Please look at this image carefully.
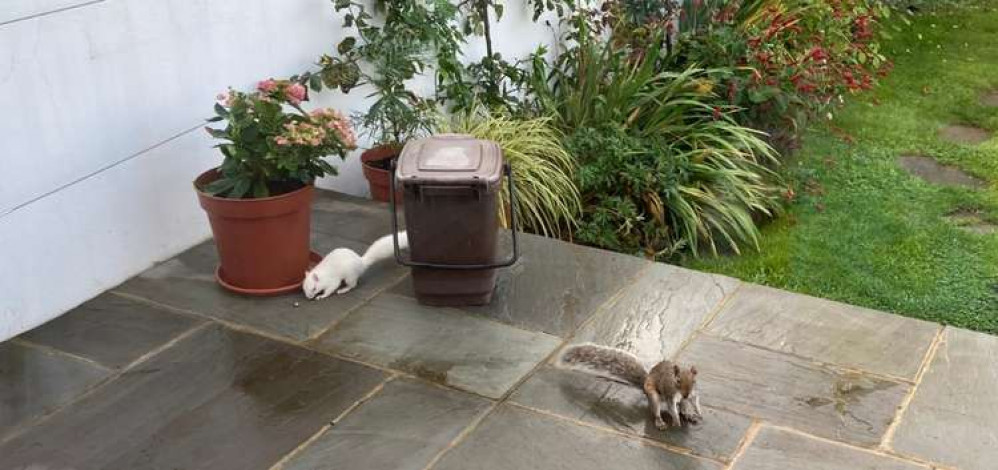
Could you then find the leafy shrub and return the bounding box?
[674,0,893,142]
[444,110,581,237]
[528,24,780,256]
[203,80,357,198]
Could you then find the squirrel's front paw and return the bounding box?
[682,412,702,425]
[654,417,669,430]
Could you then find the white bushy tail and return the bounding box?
[362,231,408,268]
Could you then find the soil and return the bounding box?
[938,124,992,145]
[980,90,998,107]
[897,155,986,189]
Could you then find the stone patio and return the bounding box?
[2,190,995,470]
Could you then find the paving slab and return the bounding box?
[892,327,998,470]
[510,366,752,461]
[19,293,202,369]
[312,193,403,244]
[314,293,560,398]
[0,341,109,438]
[574,264,738,365]
[392,232,650,336]
[898,155,986,189]
[678,335,909,447]
[0,325,386,470]
[114,235,406,342]
[938,124,992,145]
[283,378,491,470]
[432,405,722,470]
[707,284,939,379]
[732,426,926,470]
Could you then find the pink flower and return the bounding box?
[216,93,227,101]
[275,137,289,146]
[286,83,307,104]
[257,79,278,93]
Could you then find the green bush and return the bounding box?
[527,23,780,256]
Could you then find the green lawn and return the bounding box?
[686,4,998,332]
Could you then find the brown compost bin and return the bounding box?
[390,134,519,306]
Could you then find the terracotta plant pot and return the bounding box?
[194,169,317,296]
[361,145,403,203]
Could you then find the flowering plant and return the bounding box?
[203,79,357,198]
[674,0,891,148]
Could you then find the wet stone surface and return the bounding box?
[0,325,386,470]
[313,293,561,398]
[284,379,491,470]
[510,366,752,461]
[938,124,992,145]
[892,328,998,470]
[573,263,739,365]
[707,285,939,379]
[732,427,926,470]
[114,235,406,342]
[432,405,723,470]
[0,341,110,437]
[678,335,909,447]
[392,231,650,337]
[897,155,986,189]
[19,293,202,369]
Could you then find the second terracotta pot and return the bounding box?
[361,145,403,203]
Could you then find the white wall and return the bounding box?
[0,0,561,340]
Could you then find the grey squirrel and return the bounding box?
[557,343,702,430]
[303,231,408,299]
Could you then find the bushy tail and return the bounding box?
[362,231,408,268]
[556,343,648,387]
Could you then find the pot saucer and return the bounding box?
[215,251,322,296]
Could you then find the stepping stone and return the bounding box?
[283,379,491,470]
[944,208,998,235]
[392,231,650,337]
[19,293,202,369]
[313,293,560,398]
[511,366,752,462]
[892,328,998,470]
[897,155,986,189]
[0,342,109,437]
[432,405,722,470]
[732,426,926,470]
[938,124,991,145]
[573,264,739,365]
[114,233,407,342]
[677,335,909,447]
[980,90,998,107]
[706,285,940,380]
[0,325,386,470]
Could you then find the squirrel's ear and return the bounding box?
[674,364,681,376]
[690,365,698,376]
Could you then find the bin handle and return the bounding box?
[389,161,520,270]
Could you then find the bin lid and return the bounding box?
[397,134,504,189]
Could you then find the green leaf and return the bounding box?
[338,37,357,55]
[344,13,354,27]
[206,116,224,122]
[252,181,269,198]
[309,73,323,91]
[214,103,229,117]
[231,178,251,199]
[203,177,236,196]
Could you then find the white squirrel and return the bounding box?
[303,231,408,300]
